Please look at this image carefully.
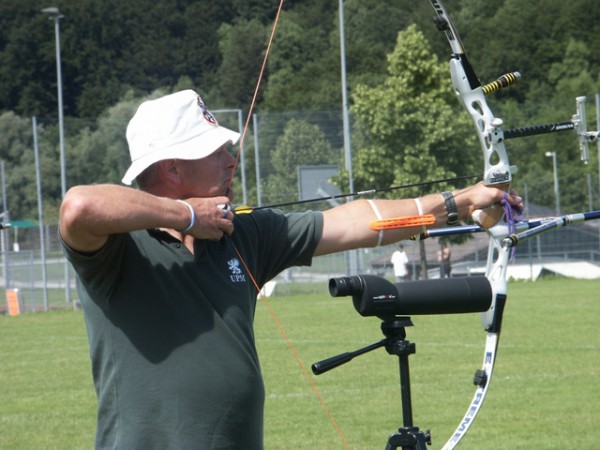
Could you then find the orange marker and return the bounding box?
[370,214,435,231]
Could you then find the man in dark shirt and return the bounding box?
[59,90,521,449]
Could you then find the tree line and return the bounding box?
[0,0,599,223]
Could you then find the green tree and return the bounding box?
[263,0,422,111]
[262,9,339,111]
[215,19,268,113]
[0,112,60,222]
[505,38,599,212]
[350,25,477,277]
[69,90,164,187]
[262,119,336,211]
[350,25,475,197]
[341,0,424,87]
[0,0,238,119]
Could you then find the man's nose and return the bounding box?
[225,149,236,168]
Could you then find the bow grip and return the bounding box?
[473,179,512,229]
[472,202,505,229]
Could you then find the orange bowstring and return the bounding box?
[232,247,351,450]
[225,1,351,448]
[228,1,283,192]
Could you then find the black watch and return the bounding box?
[441,191,459,225]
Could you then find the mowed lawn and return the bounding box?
[1,277,598,449]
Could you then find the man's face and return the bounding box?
[180,143,237,200]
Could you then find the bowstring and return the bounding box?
[229,2,283,180]
[232,247,351,450]
[226,2,351,447]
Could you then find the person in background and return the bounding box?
[438,241,452,278]
[391,243,410,282]
[59,89,522,449]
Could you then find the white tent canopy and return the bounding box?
[470,261,600,281]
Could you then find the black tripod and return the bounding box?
[312,316,431,450]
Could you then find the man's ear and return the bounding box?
[158,159,181,184]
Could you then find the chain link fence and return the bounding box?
[2,109,600,313]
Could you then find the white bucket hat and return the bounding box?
[122,90,240,185]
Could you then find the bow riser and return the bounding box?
[450,59,512,186]
[437,8,512,332]
[450,58,512,330]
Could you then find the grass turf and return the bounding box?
[1,277,598,449]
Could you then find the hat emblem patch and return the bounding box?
[197,96,218,126]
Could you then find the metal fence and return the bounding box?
[2,108,600,313]
[2,217,599,313]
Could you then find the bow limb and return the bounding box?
[430,1,514,448]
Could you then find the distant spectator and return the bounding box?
[391,244,409,282]
[437,242,452,278]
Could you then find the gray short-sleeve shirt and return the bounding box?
[63,209,323,449]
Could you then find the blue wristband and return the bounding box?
[176,200,196,233]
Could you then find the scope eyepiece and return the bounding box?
[328,276,364,298]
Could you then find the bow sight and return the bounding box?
[503,95,599,164]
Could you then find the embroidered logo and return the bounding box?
[227,258,246,283]
[196,95,218,126]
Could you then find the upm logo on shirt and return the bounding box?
[227,258,246,283]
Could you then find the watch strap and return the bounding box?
[441,191,459,225]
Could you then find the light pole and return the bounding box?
[338,0,354,196]
[42,7,70,302]
[545,151,560,216]
[339,0,359,275]
[41,7,66,198]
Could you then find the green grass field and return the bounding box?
[1,277,599,449]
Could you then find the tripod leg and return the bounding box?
[398,347,415,427]
[382,319,431,449]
